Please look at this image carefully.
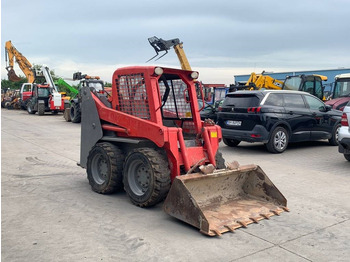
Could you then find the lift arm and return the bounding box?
[4,41,35,83]
[147,36,192,71]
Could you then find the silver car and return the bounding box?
[338,101,350,161]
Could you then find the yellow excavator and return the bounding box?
[4,40,36,83]
[244,71,284,90]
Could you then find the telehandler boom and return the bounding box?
[80,65,288,236]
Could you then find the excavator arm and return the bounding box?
[5,41,35,83]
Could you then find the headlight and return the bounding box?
[154,67,163,76]
[191,71,199,79]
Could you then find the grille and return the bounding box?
[116,74,150,119]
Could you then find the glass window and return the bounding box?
[304,95,324,110]
[334,79,350,98]
[283,77,302,91]
[283,94,306,108]
[223,94,260,107]
[301,81,314,94]
[264,93,283,106]
[37,88,49,97]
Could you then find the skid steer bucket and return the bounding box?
[163,164,288,236]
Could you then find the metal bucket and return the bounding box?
[163,164,288,236]
[7,69,21,82]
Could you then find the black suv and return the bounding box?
[217,90,342,153]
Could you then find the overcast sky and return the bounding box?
[2,0,350,85]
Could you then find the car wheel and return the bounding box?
[328,123,341,146]
[266,126,288,153]
[223,138,240,147]
[344,154,350,162]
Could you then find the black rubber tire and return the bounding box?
[38,103,45,116]
[215,150,226,169]
[223,138,241,147]
[329,123,341,146]
[70,103,81,123]
[27,101,36,114]
[266,126,289,153]
[123,148,171,207]
[87,142,124,194]
[344,154,350,161]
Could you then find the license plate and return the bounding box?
[226,120,242,126]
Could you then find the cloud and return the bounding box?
[2,0,350,85]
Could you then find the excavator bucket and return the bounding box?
[163,164,288,236]
[7,68,21,82]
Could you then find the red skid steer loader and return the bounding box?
[79,66,288,236]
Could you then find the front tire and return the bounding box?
[123,148,171,207]
[223,138,240,147]
[329,123,341,146]
[38,103,45,115]
[87,142,124,194]
[344,154,350,162]
[27,101,36,114]
[266,126,289,153]
[70,103,81,123]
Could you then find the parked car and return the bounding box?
[199,99,223,122]
[217,90,342,153]
[338,101,350,161]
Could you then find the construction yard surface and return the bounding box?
[1,108,350,262]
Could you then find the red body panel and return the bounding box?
[94,66,222,181]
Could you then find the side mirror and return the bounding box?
[320,105,332,112]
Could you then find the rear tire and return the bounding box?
[70,103,81,123]
[329,123,341,146]
[344,154,350,162]
[223,138,240,147]
[215,151,226,169]
[27,101,36,114]
[123,148,171,207]
[38,103,45,115]
[87,142,124,194]
[266,126,288,153]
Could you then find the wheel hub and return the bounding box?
[274,131,286,150]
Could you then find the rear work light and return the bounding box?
[341,113,349,126]
[247,107,261,113]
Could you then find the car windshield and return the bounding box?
[284,77,302,91]
[333,79,350,98]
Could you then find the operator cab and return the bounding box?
[283,74,326,100]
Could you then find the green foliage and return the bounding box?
[1,77,27,91]
[104,82,112,87]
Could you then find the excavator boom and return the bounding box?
[5,41,35,83]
